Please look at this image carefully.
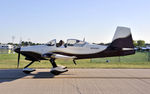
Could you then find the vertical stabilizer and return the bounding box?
[110,26,134,48]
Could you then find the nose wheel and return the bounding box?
[23,68,36,74]
[22,61,36,74]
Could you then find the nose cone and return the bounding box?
[14,48,20,53]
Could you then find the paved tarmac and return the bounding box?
[0,69,150,94]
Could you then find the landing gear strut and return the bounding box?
[50,58,68,75]
[50,58,57,68]
[23,61,36,74]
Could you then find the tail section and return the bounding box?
[107,26,135,56]
[111,26,134,48]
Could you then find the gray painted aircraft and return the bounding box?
[14,26,135,75]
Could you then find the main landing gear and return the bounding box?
[50,58,68,75]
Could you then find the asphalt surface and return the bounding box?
[0,69,150,94]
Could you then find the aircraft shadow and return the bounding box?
[0,69,60,83]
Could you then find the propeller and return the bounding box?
[14,39,22,68]
[14,47,21,68]
[17,48,21,68]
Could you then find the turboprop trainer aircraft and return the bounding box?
[14,26,135,75]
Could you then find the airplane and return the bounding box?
[14,26,135,75]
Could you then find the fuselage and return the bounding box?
[20,40,108,60]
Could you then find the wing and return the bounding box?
[42,53,76,59]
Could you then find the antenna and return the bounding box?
[83,37,85,42]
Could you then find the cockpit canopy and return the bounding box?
[46,39,87,47]
[67,39,86,47]
[46,39,56,46]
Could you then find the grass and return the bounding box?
[0,52,150,69]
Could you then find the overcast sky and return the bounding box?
[0,0,150,43]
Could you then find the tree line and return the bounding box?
[6,41,43,47]
[133,40,146,47]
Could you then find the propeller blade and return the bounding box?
[16,39,22,68]
[17,48,20,68]
[14,47,21,68]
